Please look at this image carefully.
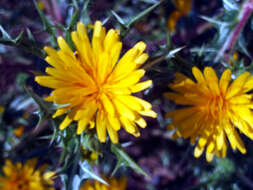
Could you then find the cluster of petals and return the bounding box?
[80,177,127,190]
[0,159,55,190]
[167,0,192,31]
[166,66,253,161]
[35,21,156,144]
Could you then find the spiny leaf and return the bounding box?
[166,46,185,59]
[73,175,81,190]
[111,10,126,26]
[24,86,54,130]
[0,25,12,40]
[238,34,251,58]
[13,30,24,43]
[26,28,36,42]
[49,119,59,146]
[119,0,164,38]
[72,0,79,9]
[66,7,79,49]
[24,86,53,115]
[80,161,109,185]
[223,0,239,11]
[127,0,163,28]
[32,0,57,47]
[142,46,185,70]
[0,26,45,58]
[111,144,150,178]
[34,110,46,130]
[80,0,91,24]
[200,15,229,27]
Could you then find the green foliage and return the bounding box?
[111,143,149,178]
[0,0,253,189]
[32,0,57,47]
[0,25,45,58]
[112,0,164,38]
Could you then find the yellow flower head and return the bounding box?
[230,52,239,66]
[166,66,253,162]
[13,125,25,137]
[38,0,46,10]
[0,159,55,190]
[35,21,157,144]
[167,0,192,32]
[173,0,192,16]
[80,177,127,190]
[81,145,99,162]
[167,11,182,32]
[0,105,4,114]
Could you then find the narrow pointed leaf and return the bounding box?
[111,144,150,178]
[111,11,126,26]
[0,25,12,40]
[80,161,109,185]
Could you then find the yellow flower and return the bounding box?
[80,177,127,190]
[0,105,4,114]
[35,21,156,144]
[38,0,46,10]
[81,145,99,162]
[13,125,25,137]
[173,0,192,16]
[229,52,239,66]
[165,66,253,162]
[167,0,192,32]
[167,11,182,32]
[0,159,55,190]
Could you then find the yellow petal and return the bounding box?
[216,130,225,151]
[226,72,250,99]
[136,117,147,128]
[35,76,62,88]
[59,115,73,130]
[194,146,204,158]
[120,117,137,134]
[206,152,214,162]
[192,66,205,84]
[52,107,70,118]
[96,111,107,143]
[77,118,89,134]
[57,36,74,57]
[219,69,231,94]
[101,94,115,116]
[107,125,119,144]
[206,141,215,153]
[130,80,152,93]
[104,29,119,52]
[139,110,157,118]
[134,53,149,67]
[113,98,136,120]
[203,67,219,95]
[108,115,121,131]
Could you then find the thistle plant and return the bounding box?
[0,0,252,190]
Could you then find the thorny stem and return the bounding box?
[142,55,166,70]
[43,0,63,36]
[215,0,253,63]
[0,39,46,58]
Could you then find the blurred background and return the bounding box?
[0,0,253,189]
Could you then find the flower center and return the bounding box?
[96,85,105,99]
[204,93,227,123]
[12,178,30,190]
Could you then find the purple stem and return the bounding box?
[43,0,63,35]
[51,0,62,24]
[215,0,253,62]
